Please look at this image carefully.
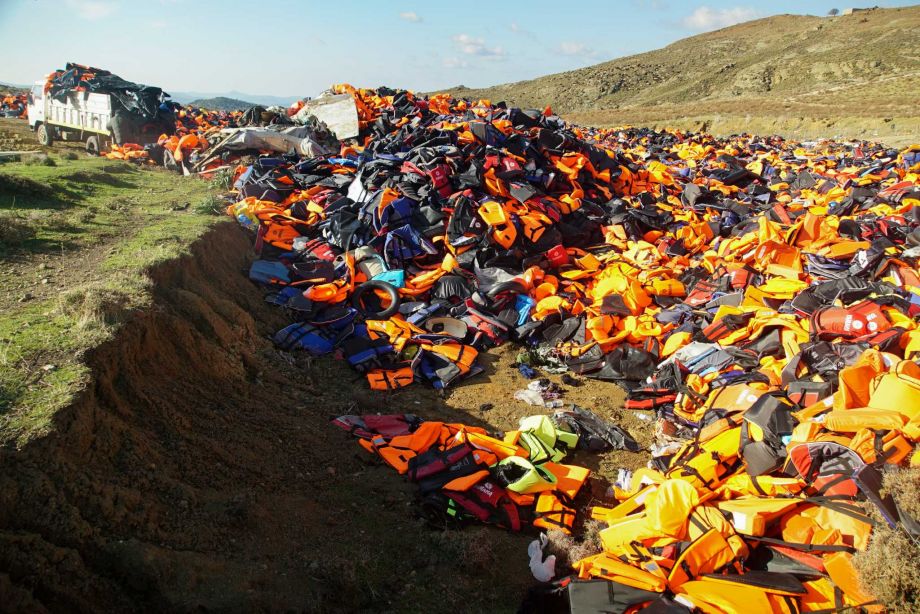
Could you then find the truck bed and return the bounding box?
[45,91,111,135]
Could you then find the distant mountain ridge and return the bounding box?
[186,96,257,111]
[0,81,28,95]
[170,90,301,108]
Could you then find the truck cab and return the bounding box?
[26,81,45,127]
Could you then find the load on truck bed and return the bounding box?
[27,62,176,154]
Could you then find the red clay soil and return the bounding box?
[0,222,646,613]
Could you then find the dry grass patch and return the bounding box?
[58,284,136,330]
[545,519,604,570]
[853,466,920,614]
[0,210,38,249]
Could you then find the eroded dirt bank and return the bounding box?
[0,222,642,613]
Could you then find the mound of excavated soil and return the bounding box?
[0,221,645,612]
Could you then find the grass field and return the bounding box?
[0,129,219,445]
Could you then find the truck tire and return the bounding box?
[85,135,100,156]
[351,280,401,319]
[36,124,53,147]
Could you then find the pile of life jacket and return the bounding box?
[211,85,920,610]
[1,93,27,119]
[564,346,919,612]
[103,143,149,161]
[222,84,920,396]
[173,106,245,135]
[332,408,636,535]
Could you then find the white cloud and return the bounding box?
[443,57,470,69]
[682,6,759,31]
[558,42,596,58]
[150,20,168,29]
[399,11,422,23]
[66,0,117,20]
[451,33,506,59]
[509,22,539,41]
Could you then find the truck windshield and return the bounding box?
[30,84,42,100]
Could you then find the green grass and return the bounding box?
[0,154,218,446]
[103,205,221,271]
[0,157,213,253]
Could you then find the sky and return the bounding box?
[1,0,917,98]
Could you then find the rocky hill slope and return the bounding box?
[444,6,920,144]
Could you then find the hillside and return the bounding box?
[172,90,300,108]
[444,6,920,144]
[0,83,27,97]
[187,96,256,111]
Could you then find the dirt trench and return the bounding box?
[0,221,554,613]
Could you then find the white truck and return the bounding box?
[27,81,172,154]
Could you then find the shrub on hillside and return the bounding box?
[853,466,920,613]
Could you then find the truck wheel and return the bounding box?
[36,124,53,147]
[85,135,100,156]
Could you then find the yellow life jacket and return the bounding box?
[645,479,699,539]
[800,578,838,611]
[823,409,907,433]
[717,497,804,537]
[863,360,920,420]
[599,515,656,557]
[591,484,659,523]
[718,474,805,499]
[666,427,742,490]
[678,577,802,614]
[454,430,524,460]
[575,553,667,593]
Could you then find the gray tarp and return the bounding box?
[217,125,336,158]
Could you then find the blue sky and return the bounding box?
[1,0,916,97]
